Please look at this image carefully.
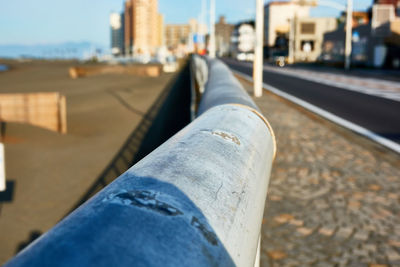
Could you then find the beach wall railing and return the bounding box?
[5,56,275,267]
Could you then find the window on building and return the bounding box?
[301,23,316,34]
[301,40,315,52]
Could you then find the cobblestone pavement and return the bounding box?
[239,78,400,267]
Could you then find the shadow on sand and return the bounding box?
[13,62,192,255]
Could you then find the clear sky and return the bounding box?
[0,0,373,47]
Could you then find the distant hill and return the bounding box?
[0,42,107,59]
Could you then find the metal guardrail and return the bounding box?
[197,57,260,115]
[5,57,276,267]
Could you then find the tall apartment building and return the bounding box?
[157,14,165,47]
[215,16,234,56]
[110,12,125,56]
[124,0,163,55]
[165,19,207,55]
[165,24,191,48]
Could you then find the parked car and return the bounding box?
[237,52,254,62]
[275,56,287,67]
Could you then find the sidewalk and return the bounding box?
[263,63,400,102]
[287,63,400,83]
[238,77,400,266]
[221,57,400,102]
[0,60,173,264]
[274,64,400,101]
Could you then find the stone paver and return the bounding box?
[238,77,400,267]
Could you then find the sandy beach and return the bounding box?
[0,59,173,263]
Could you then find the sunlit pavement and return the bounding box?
[238,77,400,266]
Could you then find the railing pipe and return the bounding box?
[5,58,275,267]
[198,58,260,115]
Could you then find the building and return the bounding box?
[322,0,400,68]
[165,24,191,49]
[292,17,337,62]
[110,12,125,56]
[230,21,255,61]
[322,10,370,64]
[323,24,372,65]
[124,0,133,54]
[215,16,234,56]
[157,14,165,47]
[371,1,399,36]
[124,0,163,56]
[374,0,400,10]
[338,11,370,28]
[264,0,310,49]
[164,19,207,56]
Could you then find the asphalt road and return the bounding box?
[223,58,400,146]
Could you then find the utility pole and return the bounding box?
[199,0,207,53]
[344,0,353,70]
[288,15,296,64]
[209,0,216,58]
[253,0,264,97]
[0,122,6,192]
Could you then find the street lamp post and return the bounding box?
[209,0,216,58]
[253,0,264,97]
[344,0,353,70]
[288,15,296,64]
